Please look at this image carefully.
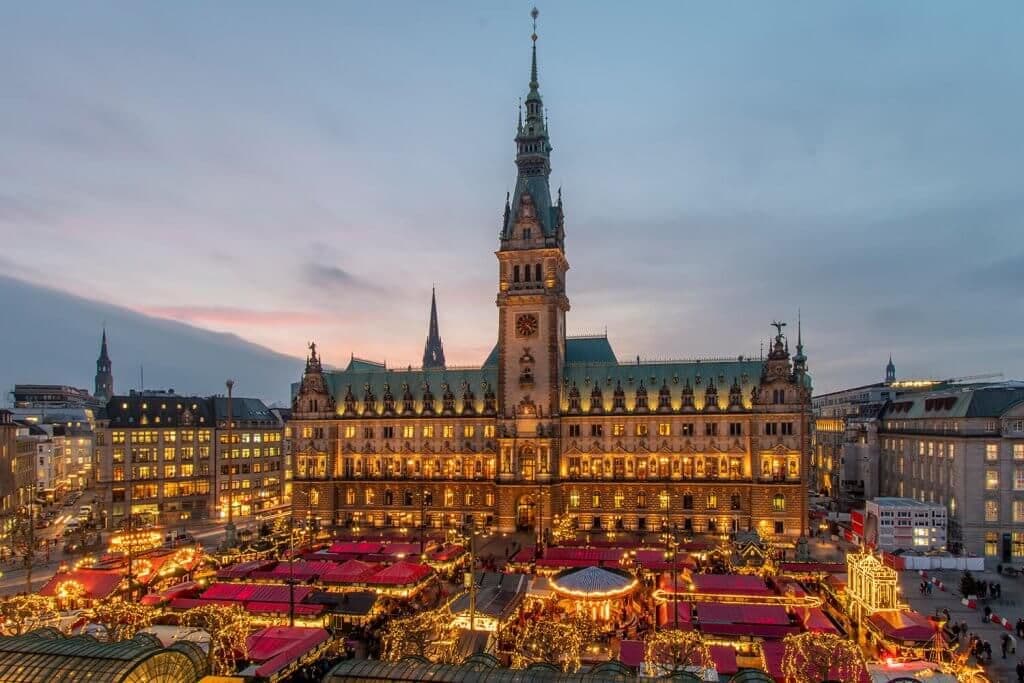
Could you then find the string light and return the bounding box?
[781,632,868,683]
[90,600,155,642]
[0,595,60,636]
[180,603,257,675]
[382,607,459,663]
[644,629,713,678]
[511,616,594,673]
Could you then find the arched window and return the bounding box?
[772,493,786,512]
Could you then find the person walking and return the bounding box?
[1016,658,1024,683]
[1003,633,1011,659]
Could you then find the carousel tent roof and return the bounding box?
[549,566,637,597]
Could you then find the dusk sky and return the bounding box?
[2,2,1022,394]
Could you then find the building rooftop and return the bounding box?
[870,497,946,508]
[881,382,1024,420]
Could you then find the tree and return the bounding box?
[181,603,256,675]
[0,595,60,636]
[511,619,589,673]
[781,632,868,683]
[8,515,37,594]
[382,608,458,662]
[645,629,713,678]
[90,600,155,642]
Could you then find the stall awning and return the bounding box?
[690,574,772,596]
[368,561,432,586]
[867,609,934,643]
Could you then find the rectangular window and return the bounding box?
[681,423,694,437]
[483,425,495,438]
[705,423,718,437]
[765,423,778,436]
[423,425,435,438]
[402,425,415,439]
[463,425,475,438]
[985,532,999,556]
[1015,532,1024,559]
[382,426,395,439]
[658,423,671,436]
[1015,500,1024,523]
[363,427,374,439]
[781,422,794,436]
[614,491,624,509]
[987,444,999,462]
[1015,444,1024,461]
[568,424,581,437]
[986,469,1000,490]
[728,423,742,437]
[591,424,603,437]
[985,500,999,522]
[569,491,580,509]
[443,425,455,439]
[592,493,601,508]
[612,424,625,437]
[707,493,718,509]
[635,424,648,437]
[1015,468,1024,491]
[344,426,356,439]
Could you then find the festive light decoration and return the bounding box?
[511,617,593,673]
[108,530,162,555]
[90,600,155,642]
[551,513,577,544]
[55,579,86,607]
[644,629,713,678]
[846,549,901,622]
[781,632,868,683]
[181,603,257,675]
[382,607,459,663]
[0,595,60,636]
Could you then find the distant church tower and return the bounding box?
[885,355,896,384]
[95,327,114,401]
[422,287,446,369]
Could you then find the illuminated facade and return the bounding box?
[95,392,283,528]
[290,23,812,544]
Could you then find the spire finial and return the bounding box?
[518,98,523,131]
[530,7,539,89]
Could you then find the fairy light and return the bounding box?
[781,632,868,683]
[0,595,60,636]
[382,607,458,663]
[551,513,577,544]
[180,603,256,675]
[511,616,595,673]
[90,600,155,642]
[645,629,713,678]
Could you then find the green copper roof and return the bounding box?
[565,336,617,364]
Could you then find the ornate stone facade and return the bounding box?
[289,22,812,546]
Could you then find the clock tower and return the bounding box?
[495,10,567,535]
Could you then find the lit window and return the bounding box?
[1016,444,1024,461]
[463,425,475,438]
[659,490,670,510]
[345,426,357,439]
[592,493,601,508]
[423,425,435,438]
[658,423,671,436]
[772,494,786,512]
[635,424,648,437]
[612,424,625,437]
[443,425,454,439]
[483,425,495,438]
[614,491,624,509]
[986,469,999,490]
[985,500,999,522]
[707,493,718,510]
[987,444,1000,462]
[1015,501,1024,523]
[569,490,580,509]
[402,425,415,439]
[985,532,998,556]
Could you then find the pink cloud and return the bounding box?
[141,305,322,327]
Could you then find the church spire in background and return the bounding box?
[422,287,446,369]
[94,325,114,401]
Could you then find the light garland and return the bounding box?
[551,514,577,544]
[56,579,86,605]
[382,607,459,663]
[108,530,162,555]
[181,603,257,675]
[511,617,593,673]
[0,595,60,636]
[644,629,713,678]
[90,600,155,642]
[780,632,868,683]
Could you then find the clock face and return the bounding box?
[516,313,539,337]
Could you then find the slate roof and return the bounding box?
[881,383,1024,420]
[103,394,214,428]
[211,396,279,426]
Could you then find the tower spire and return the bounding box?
[422,287,446,370]
[501,7,562,247]
[794,309,807,371]
[95,325,114,401]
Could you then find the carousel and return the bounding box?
[548,566,639,623]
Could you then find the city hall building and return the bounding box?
[290,26,812,545]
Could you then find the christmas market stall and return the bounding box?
[548,566,638,623]
[237,626,331,683]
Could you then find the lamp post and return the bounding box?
[419,488,429,556]
[664,523,680,630]
[463,521,478,632]
[224,379,237,549]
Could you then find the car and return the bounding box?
[79,505,92,516]
[34,518,51,529]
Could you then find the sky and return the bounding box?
[1,1,1022,394]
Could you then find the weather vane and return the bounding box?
[531,7,539,42]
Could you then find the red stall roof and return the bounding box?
[761,642,784,680]
[217,559,276,580]
[697,603,789,626]
[690,574,772,596]
[510,546,536,563]
[322,559,381,584]
[868,609,934,643]
[618,640,644,668]
[381,543,421,557]
[656,602,694,628]
[778,561,846,574]
[799,608,840,634]
[247,627,330,678]
[39,568,123,601]
[245,602,324,616]
[328,541,383,555]
[369,561,432,586]
[634,549,694,572]
[428,545,464,562]
[709,645,738,675]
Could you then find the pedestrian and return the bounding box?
[984,641,993,663]
[1003,634,1011,659]
[984,605,993,623]
[1016,659,1024,683]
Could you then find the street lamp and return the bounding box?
[663,523,680,630]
